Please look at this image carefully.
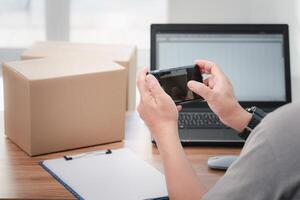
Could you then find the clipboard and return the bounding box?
[39,148,168,200]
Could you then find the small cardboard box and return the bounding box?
[3,56,126,156]
[21,41,137,111]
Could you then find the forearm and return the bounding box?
[154,128,207,200]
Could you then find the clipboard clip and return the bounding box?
[64,149,112,161]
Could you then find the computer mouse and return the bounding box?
[207,155,239,170]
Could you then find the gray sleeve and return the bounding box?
[203,124,282,200]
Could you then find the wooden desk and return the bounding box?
[0,112,241,199]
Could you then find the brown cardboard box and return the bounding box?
[21,41,137,111]
[3,56,126,156]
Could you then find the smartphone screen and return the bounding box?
[149,65,204,104]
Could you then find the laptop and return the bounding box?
[151,24,291,146]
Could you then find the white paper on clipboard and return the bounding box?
[40,148,168,200]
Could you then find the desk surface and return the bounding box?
[0,112,241,199]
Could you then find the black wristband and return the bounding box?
[238,106,266,141]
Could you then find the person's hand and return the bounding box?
[136,68,182,143]
[187,60,251,132]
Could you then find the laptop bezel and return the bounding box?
[150,24,292,109]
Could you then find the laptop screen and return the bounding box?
[155,33,286,102]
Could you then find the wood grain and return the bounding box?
[0,112,241,199]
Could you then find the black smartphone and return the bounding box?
[148,65,204,105]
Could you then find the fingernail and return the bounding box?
[146,74,156,88]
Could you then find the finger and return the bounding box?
[136,67,149,97]
[187,80,212,100]
[137,104,146,120]
[203,76,215,89]
[176,105,182,112]
[195,59,224,76]
[145,74,167,98]
[194,59,213,73]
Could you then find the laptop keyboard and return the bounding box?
[178,112,227,129]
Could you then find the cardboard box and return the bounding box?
[3,56,126,156]
[21,41,137,111]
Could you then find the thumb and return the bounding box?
[188,80,212,100]
[146,74,166,97]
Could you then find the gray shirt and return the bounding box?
[204,102,300,200]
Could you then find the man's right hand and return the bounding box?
[187,60,251,132]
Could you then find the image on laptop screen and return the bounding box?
[155,33,286,102]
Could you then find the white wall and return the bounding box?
[46,0,70,41]
[168,0,300,101]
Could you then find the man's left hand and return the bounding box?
[136,68,181,142]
